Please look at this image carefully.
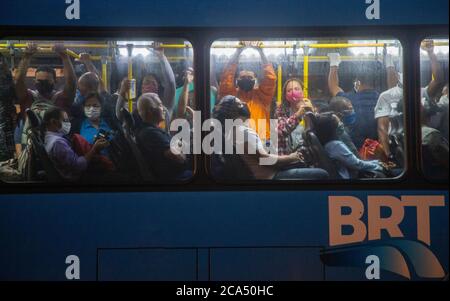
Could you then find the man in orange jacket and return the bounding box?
[218,41,276,141]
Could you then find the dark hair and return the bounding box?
[312,113,339,145]
[141,72,163,98]
[355,64,376,86]
[83,91,103,106]
[328,96,352,114]
[35,66,57,81]
[213,95,249,124]
[43,107,64,128]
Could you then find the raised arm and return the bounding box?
[218,46,244,99]
[385,54,399,89]
[422,40,444,98]
[115,78,130,121]
[153,43,176,113]
[255,46,276,106]
[327,53,344,97]
[15,43,36,110]
[79,53,106,92]
[54,43,77,106]
[176,68,194,119]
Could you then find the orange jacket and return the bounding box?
[218,63,276,140]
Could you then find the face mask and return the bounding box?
[239,104,251,119]
[84,106,101,119]
[75,89,85,104]
[286,90,304,104]
[342,111,356,126]
[439,95,449,106]
[60,121,71,135]
[142,82,158,94]
[237,78,255,92]
[36,80,54,96]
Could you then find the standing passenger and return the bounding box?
[218,41,276,141]
[327,53,379,148]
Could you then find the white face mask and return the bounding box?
[60,121,71,135]
[84,106,101,119]
[439,95,449,106]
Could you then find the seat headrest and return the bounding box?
[121,108,135,130]
[26,109,41,128]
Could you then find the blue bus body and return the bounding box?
[0,0,448,281]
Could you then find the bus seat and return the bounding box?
[25,109,63,182]
[119,108,155,182]
[302,129,339,179]
[302,112,339,179]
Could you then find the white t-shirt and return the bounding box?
[374,86,429,119]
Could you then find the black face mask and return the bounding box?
[237,78,255,92]
[35,80,54,96]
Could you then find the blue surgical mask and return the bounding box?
[342,111,356,126]
[75,89,85,105]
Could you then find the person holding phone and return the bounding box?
[275,78,314,155]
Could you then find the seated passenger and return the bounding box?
[214,95,329,180]
[421,103,449,179]
[43,107,109,181]
[15,43,77,145]
[218,41,276,140]
[325,96,359,156]
[71,92,118,151]
[313,113,385,179]
[135,93,192,181]
[275,78,313,155]
[327,53,379,148]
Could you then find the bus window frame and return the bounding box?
[0,34,198,188]
[417,35,449,184]
[205,34,410,185]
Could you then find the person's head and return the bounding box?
[141,73,160,94]
[83,92,103,121]
[328,96,356,127]
[43,107,71,135]
[312,113,340,145]
[213,95,250,124]
[35,66,56,96]
[236,70,257,92]
[78,72,100,97]
[282,78,304,106]
[442,83,449,96]
[354,65,376,91]
[137,93,165,125]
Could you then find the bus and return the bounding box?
[0,0,448,283]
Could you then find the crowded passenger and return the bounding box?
[135,93,192,181]
[375,40,444,158]
[421,101,449,179]
[15,43,77,146]
[213,95,329,180]
[218,41,276,141]
[275,78,314,155]
[327,53,379,149]
[312,113,387,179]
[324,96,359,156]
[43,107,110,181]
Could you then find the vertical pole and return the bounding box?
[277,64,282,106]
[127,44,133,112]
[303,46,309,99]
[101,56,108,93]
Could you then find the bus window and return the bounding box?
[419,38,449,181]
[0,39,195,184]
[209,38,405,181]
